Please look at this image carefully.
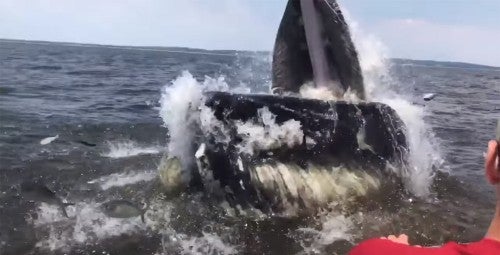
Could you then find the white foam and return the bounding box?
[31,195,180,252]
[158,231,238,255]
[342,8,441,197]
[159,72,231,183]
[31,203,67,224]
[177,232,238,255]
[102,140,162,158]
[40,135,59,145]
[384,98,442,195]
[159,71,242,190]
[299,83,337,101]
[32,202,148,252]
[151,197,237,255]
[296,212,355,253]
[87,170,157,190]
[299,83,362,103]
[199,104,231,145]
[235,107,303,155]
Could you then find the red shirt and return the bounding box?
[349,238,500,255]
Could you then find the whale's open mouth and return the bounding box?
[159,0,410,215]
[272,0,365,99]
[186,92,408,214]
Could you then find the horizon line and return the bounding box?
[1,37,498,69]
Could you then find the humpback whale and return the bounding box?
[160,0,409,214]
[272,0,365,98]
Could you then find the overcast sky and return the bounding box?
[1,0,499,66]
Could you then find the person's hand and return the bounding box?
[486,140,499,184]
[381,234,423,247]
[381,234,409,245]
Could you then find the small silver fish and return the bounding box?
[75,140,97,147]
[40,135,59,145]
[20,181,74,217]
[100,200,145,223]
[423,93,436,101]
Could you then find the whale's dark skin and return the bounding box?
[183,0,408,213]
[195,92,407,212]
[272,0,365,99]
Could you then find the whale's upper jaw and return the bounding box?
[272,0,365,99]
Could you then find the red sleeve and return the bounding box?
[349,239,462,255]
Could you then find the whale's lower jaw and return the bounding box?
[194,155,399,216]
[186,92,409,214]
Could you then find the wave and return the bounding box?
[295,212,355,253]
[101,140,163,158]
[159,72,229,183]
[66,70,113,76]
[28,65,63,71]
[0,86,15,95]
[87,170,157,190]
[115,88,158,95]
[172,232,238,255]
[32,201,150,252]
[31,196,238,254]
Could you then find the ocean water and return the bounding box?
[0,39,499,255]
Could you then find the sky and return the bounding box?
[1,0,499,66]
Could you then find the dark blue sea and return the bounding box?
[0,39,499,255]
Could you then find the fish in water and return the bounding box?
[20,181,74,217]
[75,140,97,147]
[100,200,146,223]
[40,135,59,145]
[423,93,436,101]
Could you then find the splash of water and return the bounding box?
[296,212,355,254]
[177,232,238,255]
[87,170,158,190]
[32,202,147,252]
[235,107,303,155]
[343,9,442,197]
[159,7,442,200]
[102,140,163,158]
[159,72,230,185]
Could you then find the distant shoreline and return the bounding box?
[390,58,500,71]
[1,38,498,70]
